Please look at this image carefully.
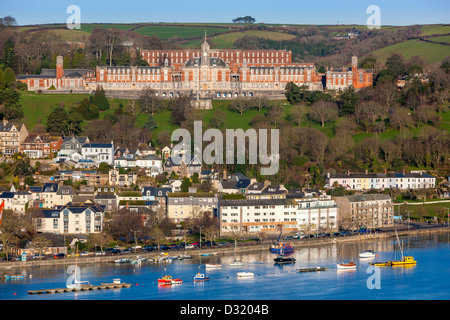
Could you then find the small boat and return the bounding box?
[270,241,294,254]
[178,255,193,260]
[114,258,130,264]
[205,263,222,269]
[391,256,417,266]
[158,275,173,285]
[193,273,210,282]
[337,261,357,269]
[5,275,25,280]
[237,272,254,278]
[171,278,183,285]
[230,261,243,267]
[359,250,376,258]
[273,254,296,264]
[298,267,328,272]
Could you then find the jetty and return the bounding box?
[28,282,132,295]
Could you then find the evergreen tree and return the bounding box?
[3,67,15,87]
[3,38,18,71]
[92,86,110,111]
[0,69,5,89]
[47,107,69,134]
[339,86,359,115]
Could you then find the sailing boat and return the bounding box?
[336,245,356,269]
[66,245,90,289]
[391,230,416,266]
[370,230,416,267]
[230,239,243,267]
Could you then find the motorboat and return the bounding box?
[236,272,254,278]
[205,263,222,269]
[359,250,376,258]
[5,275,25,280]
[337,261,357,269]
[157,275,173,285]
[273,254,296,264]
[193,273,210,282]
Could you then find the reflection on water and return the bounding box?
[1,233,449,300]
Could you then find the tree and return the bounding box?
[139,88,163,115]
[0,69,5,89]
[30,235,52,258]
[3,67,15,87]
[180,177,192,192]
[91,86,109,111]
[338,85,359,115]
[46,106,69,134]
[89,232,112,253]
[105,29,122,66]
[309,101,338,126]
[229,98,250,116]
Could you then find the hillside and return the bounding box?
[14,23,449,65]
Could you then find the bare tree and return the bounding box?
[105,29,122,67]
[309,101,338,127]
[140,88,163,115]
[229,98,250,116]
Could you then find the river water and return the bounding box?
[1,233,449,301]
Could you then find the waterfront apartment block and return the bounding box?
[218,198,298,235]
[327,171,436,191]
[291,195,338,234]
[34,201,105,234]
[332,194,394,230]
[167,192,218,222]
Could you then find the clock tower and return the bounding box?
[201,30,210,66]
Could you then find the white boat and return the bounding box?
[230,261,243,267]
[336,261,357,269]
[205,263,222,268]
[237,272,254,278]
[359,250,376,258]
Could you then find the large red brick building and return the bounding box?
[93,36,323,98]
[17,36,372,97]
[325,56,373,90]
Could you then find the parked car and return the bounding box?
[53,253,65,259]
[79,251,90,256]
[94,251,105,256]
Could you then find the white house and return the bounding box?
[81,142,114,165]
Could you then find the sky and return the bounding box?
[1,0,449,26]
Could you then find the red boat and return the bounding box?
[158,275,183,285]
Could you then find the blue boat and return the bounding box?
[270,242,294,254]
[5,275,25,280]
[193,273,209,282]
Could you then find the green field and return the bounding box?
[369,39,450,64]
[133,25,230,40]
[20,92,90,129]
[184,30,297,49]
[420,25,450,36]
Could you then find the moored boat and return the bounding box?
[270,241,294,254]
[205,263,222,269]
[157,275,173,285]
[5,275,25,280]
[337,261,357,269]
[193,273,210,282]
[273,254,296,264]
[230,261,243,267]
[359,250,376,258]
[236,272,254,278]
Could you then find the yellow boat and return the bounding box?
[391,256,417,266]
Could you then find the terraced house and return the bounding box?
[327,171,436,190]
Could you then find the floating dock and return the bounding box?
[28,283,132,295]
[297,267,328,272]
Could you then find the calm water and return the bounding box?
[1,233,449,300]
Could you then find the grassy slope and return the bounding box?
[369,39,449,64]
